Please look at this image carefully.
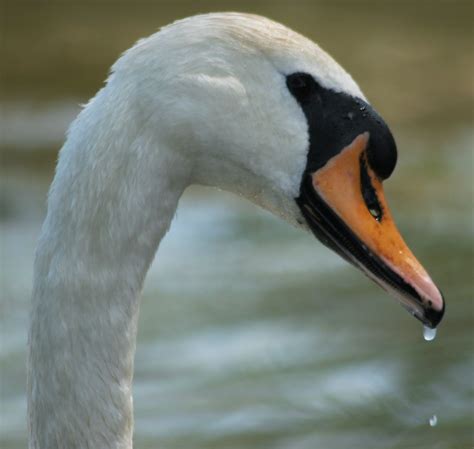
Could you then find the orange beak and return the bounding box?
[297,133,444,328]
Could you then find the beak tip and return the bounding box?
[422,292,445,329]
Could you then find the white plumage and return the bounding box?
[28,13,365,449]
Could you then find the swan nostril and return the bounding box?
[360,153,383,222]
[369,207,381,221]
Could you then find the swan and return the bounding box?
[28,13,445,449]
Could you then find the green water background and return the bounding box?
[1,1,473,448]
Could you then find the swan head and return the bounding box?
[112,13,444,328]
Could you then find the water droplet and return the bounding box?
[423,325,437,341]
[359,106,366,111]
[429,414,437,427]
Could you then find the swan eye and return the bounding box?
[286,72,315,100]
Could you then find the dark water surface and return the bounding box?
[1,1,473,448]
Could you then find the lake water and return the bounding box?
[1,2,473,448]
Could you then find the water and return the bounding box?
[423,326,437,342]
[1,2,473,449]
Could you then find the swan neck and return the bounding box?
[28,88,190,449]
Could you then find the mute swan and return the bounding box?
[28,13,445,449]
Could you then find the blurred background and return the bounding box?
[1,1,473,448]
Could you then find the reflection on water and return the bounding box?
[1,2,473,449]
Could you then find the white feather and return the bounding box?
[28,13,364,449]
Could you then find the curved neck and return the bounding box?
[28,89,190,449]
